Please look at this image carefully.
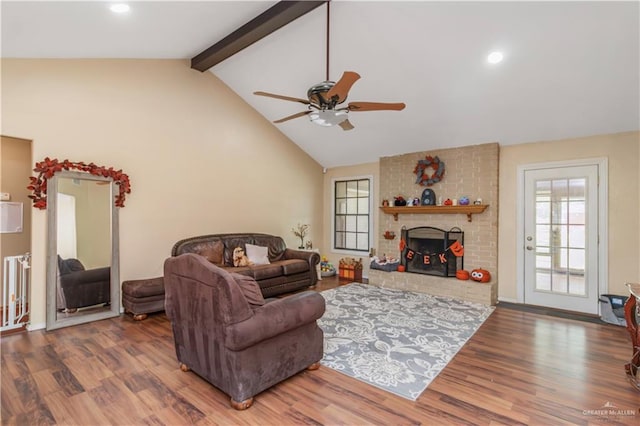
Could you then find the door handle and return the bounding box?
[526,245,534,251]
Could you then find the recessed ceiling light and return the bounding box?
[109,4,130,14]
[487,51,504,64]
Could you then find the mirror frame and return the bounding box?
[46,170,120,330]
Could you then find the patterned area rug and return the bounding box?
[318,283,495,401]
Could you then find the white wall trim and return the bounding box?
[330,174,375,257]
[516,157,608,310]
[26,322,46,331]
[498,297,519,303]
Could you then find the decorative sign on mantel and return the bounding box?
[399,238,464,266]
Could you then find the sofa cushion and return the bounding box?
[246,244,270,265]
[251,263,284,281]
[230,272,265,307]
[222,238,251,266]
[252,235,287,261]
[226,266,254,278]
[194,240,224,265]
[280,259,310,276]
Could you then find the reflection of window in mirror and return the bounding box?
[57,178,111,269]
[57,193,77,258]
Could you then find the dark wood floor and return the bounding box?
[2,277,639,425]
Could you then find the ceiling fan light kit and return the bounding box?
[254,2,405,131]
[309,109,349,127]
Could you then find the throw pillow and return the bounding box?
[195,241,224,265]
[230,272,265,307]
[245,244,270,265]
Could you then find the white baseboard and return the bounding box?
[26,322,46,331]
[498,297,519,303]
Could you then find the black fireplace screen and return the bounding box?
[401,226,464,277]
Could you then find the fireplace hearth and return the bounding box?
[401,226,464,277]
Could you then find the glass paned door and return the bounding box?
[524,165,599,314]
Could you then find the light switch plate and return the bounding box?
[0,193,10,201]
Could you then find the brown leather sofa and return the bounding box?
[171,233,320,298]
[164,253,325,409]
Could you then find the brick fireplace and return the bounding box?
[371,143,499,305]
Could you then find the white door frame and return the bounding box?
[516,158,608,312]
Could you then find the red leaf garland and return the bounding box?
[27,157,131,209]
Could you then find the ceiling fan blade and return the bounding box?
[326,71,361,104]
[338,119,355,131]
[273,110,311,123]
[254,91,310,105]
[348,102,406,112]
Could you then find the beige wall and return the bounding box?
[1,59,323,328]
[0,136,33,298]
[499,131,640,300]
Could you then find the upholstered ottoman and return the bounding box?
[122,277,165,321]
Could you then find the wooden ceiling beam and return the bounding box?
[191,1,327,72]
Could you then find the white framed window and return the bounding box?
[332,176,373,255]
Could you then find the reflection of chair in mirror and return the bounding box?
[57,255,110,312]
[164,253,325,410]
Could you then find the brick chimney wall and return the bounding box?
[377,142,499,288]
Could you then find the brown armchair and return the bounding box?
[164,253,325,409]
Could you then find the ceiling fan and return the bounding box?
[253,3,405,131]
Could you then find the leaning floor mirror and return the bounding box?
[46,170,120,330]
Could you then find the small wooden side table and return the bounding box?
[624,282,640,390]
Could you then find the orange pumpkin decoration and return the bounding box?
[471,268,491,283]
[449,241,465,257]
[456,270,470,280]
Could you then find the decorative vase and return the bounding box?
[394,198,407,206]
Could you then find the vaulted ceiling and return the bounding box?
[3,1,638,168]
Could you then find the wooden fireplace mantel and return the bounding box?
[380,205,489,222]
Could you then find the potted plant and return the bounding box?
[292,223,309,249]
